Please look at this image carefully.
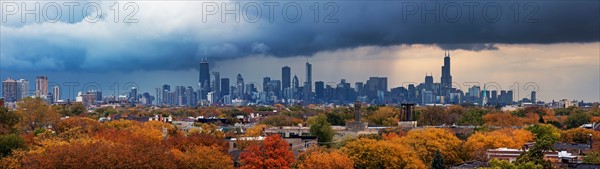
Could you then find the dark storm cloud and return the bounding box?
[1,0,598,72]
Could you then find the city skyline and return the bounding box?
[1,43,598,103]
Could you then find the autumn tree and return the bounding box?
[245,124,266,137]
[396,128,463,166]
[296,148,354,169]
[308,114,334,144]
[0,106,20,134]
[464,129,534,160]
[561,128,600,149]
[367,106,399,126]
[584,151,600,164]
[240,134,294,169]
[417,106,445,126]
[444,105,466,125]
[259,115,303,127]
[483,112,521,127]
[16,97,60,132]
[341,138,425,169]
[171,145,234,169]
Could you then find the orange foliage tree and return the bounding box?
[483,112,521,127]
[171,145,234,169]
[297,148,354,169]
[240,134,294,169]
[464,129,534,160]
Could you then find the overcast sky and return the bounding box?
[1,0,599,102]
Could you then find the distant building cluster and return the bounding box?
[0,52,593,108]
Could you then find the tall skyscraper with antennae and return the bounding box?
[440,51,452,101]
[199,58,210,100]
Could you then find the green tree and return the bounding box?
[518,124,560,168]
[309,114,334,144]
[457,108,485,126]
[430,150,444,169]
[0,134,25,157]
[69,102,86,116]
[565,112,591,129]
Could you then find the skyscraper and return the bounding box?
[35,75,48,98]
[212,72,220,100]
[304,62,312,103]
[315,81,324,101]
[2,78,18,102]
[221,78,230,97]
[236,74,244,99]
[17,78,29,99]
[52,86,60,102]
[440,51,452,99]
[198,58,210,99]
[292,75,299,89]
[282,66,291,90]
[263,77,271,95]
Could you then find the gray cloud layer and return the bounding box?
[1,0,599,73]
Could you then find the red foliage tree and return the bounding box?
[240,134,294,169]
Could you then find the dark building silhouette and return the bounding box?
[441,51,452,100]
[199,59,210,100]
[282,66,291,90]
[221,78,230,97]
[315,81,324,101]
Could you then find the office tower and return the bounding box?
[440,51,452,99]
[365,77,388,101]
[35,76,48,98]
[292,75,299,89]
[186,86,196,106]
[424,74,433,91]
[162,84,171,105]
[263,77,271,95]
[506,90,514,105]
[16,79,29,100]
[155,88,162,105]
[2,78,18,102]
[531,91,537,103]
[199,58,210,90]
[315,81,324,101]
[282,66,291,89]
[236,74,245,99]
[130,87,138,103]
[175,86,185,106]
[212,72,220,100]
[355,82,364,97]
[270,80,281,98]
[221,78,230,97]
[491,90,498,104]
[52,86,60,103]
[304,62,312,103]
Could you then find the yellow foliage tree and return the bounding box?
[342,138,426,169]
[464,129,534,160]
[172,145,234,169]
[16,97,60,132]
[396,128,463,166]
